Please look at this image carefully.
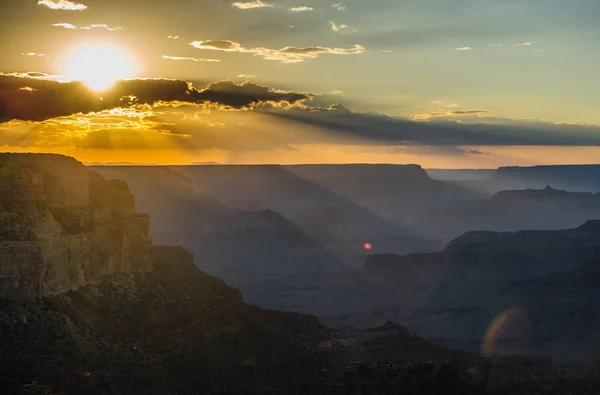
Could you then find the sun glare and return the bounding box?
[60,43,135,91]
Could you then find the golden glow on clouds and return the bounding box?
[4,104,600,167]
[232,1,273,9]
[52,23,122,31]
[189,40,365,63]
[59,43,136,91]
[37,0,87,11]
[162,55,220,63]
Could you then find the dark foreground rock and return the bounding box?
[0,246,337,394]
[3,250,600,394]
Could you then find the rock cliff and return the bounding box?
[0,153,152,297]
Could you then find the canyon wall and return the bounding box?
[0,153,152,297]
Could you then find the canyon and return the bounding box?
[2,154,600,393]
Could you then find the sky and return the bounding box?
[1,0,600,167]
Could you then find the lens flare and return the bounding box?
[481,307,529,355]
[363,242,373,250]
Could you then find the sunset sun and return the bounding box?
[60,43,135,91]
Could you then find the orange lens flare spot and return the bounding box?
[363,242,373,250]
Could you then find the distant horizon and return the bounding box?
[84,161,600,170]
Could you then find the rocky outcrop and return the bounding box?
[491,185,595,201]
[366,220,600,278]
[0,153,152,297]
[0,245,335,394]
[480,186,600,228]
[492,164,600,193]
[420,185,600,243]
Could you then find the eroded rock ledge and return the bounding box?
[0,153,152,297]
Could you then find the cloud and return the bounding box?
[260,104,600,147]
[22,53,45,57]
[453,46,472,51]
[162,55,220,62]
[5,90,600,158]
[80,24,122,31]
[410,109,489,120]
[331,90,343,95]
[290,6,313,12]
[329,21,346,32]
[489,44,503,48]
[0,74,311,123]
[512,42,532,47]
[52,23,121,30]
[37,0,87,11]
[52,23,76,29]
[190,40,365,63]
[232,0,273,9]
[0,106,302,153]
[238,74,256,78]
[190,40,243,51]
[329,21,357,33]
[332,2,346,11]
[384,146,486,156]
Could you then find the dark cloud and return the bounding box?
[449,110,488,115]
[196,40,242,50]
[386,146,487,156]
[0,73,102,123]
[0,74,311,122]
[260,105,600,147]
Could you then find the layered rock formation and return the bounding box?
[359,220,600,316]
[2,155,600,393]
[0,154,152,297]
[175,163,474,254]
[4,245,590,394]
[355,221,600,362]
[366,220,600,278]
[89,165,355,315]
[434,164,600,196]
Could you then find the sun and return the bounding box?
[60,43,135,91]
